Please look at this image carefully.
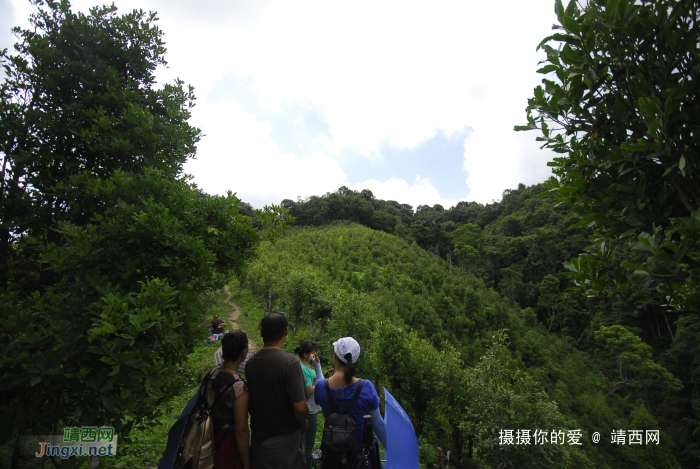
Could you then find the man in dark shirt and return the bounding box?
[246,311,308,469]
[209,314,226,334]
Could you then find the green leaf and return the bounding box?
[555,0,565,24]
[616,185,636,193]
[605,0,620,23]
[100,356,117,366]
[620,142,647,152]
[537,65,558,74]
[560,45,582,64]
[563,16,581,35]
[647,117,659,135]
[661,163,677,177]
[618,0,629,21]
[632,241,655,254]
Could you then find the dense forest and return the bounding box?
[233,183,697,468]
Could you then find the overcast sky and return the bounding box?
[2,0,559,208]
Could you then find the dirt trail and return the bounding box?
[221,285,258,351]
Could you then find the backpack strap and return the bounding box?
[209,376,241,410]
[214,427,232,452]
[202,370,241,412]
[325,380,337,414]
[210,376,244,453]
[324,379,365,415]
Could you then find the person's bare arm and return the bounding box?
[293,400,309,433]
[233,391,251,469]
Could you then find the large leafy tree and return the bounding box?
[0,0,262,456]
[517,0,700,316]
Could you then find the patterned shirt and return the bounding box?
[200,367,248,428]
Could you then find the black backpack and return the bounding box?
[316,379,369,469]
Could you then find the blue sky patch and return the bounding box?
[207,73,472,200]
[341,127,472,200]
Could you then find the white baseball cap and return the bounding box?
[333,337,361,364]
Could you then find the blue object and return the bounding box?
[384,388,419,469]
[158,390,199,469]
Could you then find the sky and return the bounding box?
[1,0,559,209]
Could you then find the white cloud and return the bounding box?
[462,123,555,204]
[0,0,15,82]
[351,177,458,209]
[9,0,561,208]
[0,0,15,51]
[185,100,347,207]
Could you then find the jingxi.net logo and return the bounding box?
[21,426,118,459]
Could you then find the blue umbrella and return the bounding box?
[158,391,199,469]
[384,388,419,469]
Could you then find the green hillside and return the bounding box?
[281,184,700,468]
[236,222,682,468]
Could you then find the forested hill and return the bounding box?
[281,184,595,334]
[238,222,684,468]
[260,183,700,467]
[280,183,589,295]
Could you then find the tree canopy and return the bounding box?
[517,0,700,314]
[0,0,263,450]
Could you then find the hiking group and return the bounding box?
[184,311,387,469]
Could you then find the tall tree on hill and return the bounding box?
[518,0,700,316]
[0,1,267,462]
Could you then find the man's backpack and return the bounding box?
[175,371,240,469]
[316,379,369,469]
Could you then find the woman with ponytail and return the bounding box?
[200,330,251,469]
[294,341,324,469]
[313,337,387,467]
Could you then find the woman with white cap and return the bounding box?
[313,337,387,467]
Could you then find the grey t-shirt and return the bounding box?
[246,348,309,437]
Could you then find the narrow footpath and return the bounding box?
[221,285,258,351]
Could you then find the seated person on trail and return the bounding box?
[200,330,251,469]
[209,314,226,334]
[313,337,387,468]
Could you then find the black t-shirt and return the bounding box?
[246,348,308,437]
[211,319,224,332]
